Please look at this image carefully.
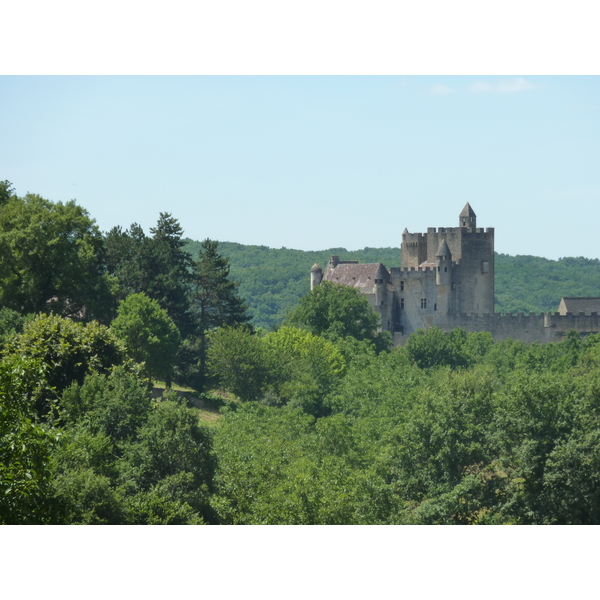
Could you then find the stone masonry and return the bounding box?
[310,204,600,345]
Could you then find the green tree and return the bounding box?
[285,281,391,351]
[0,306,33,349]
[111,293,181,387]
[0,180,16,206]
[118,399,215,523]
[207,326,272,402]
[104,214,193,334]
[0,192,113,322]
[61,367,152,442]
[0,355,58,524]
[262,326,346,415]
[185,239,251,390]
[405,327,474,370]
[4,313,126,418]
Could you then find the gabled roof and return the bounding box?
[459,202,476,218]
[558,297,600,315]
[323,262,390,289]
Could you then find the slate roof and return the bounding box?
[436,239,452,258]
[323,262,390,290]
[558,297,600,315]
[459,202,476,218]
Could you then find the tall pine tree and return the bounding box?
[184,239,251,390]
[104,213,192,335]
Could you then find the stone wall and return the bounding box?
[393,311,600,346]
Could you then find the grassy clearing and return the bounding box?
[153,381,198,393]
[152,384,239,428]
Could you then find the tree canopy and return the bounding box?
[111,293,181,386]
[104,213,192,334]
[0,192,112,322]
[285,281,391,352]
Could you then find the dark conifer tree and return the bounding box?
[104,213,193,335]
[184,239,251,390]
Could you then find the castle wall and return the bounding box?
[544,312,600,335]
[320,205,599,348]
[390,266,440,336]
[392,312,600,346]
[365,286,397,333]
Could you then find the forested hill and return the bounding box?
[184,240,400,329]
[184,240,600,330]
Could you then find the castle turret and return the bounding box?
[435,239,452,287]
[459,202,477,229]
[401,228,427,268]
[310,263,323,290]
[434,239,452,316]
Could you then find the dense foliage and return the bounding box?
[0,191,113,322]
[4,180,600,525]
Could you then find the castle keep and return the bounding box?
[310,204,600,345]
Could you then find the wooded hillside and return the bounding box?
[4,181,600,526]
[185,240,600,330]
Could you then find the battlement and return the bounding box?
[428,227,459,234]
[402,232,426,241]
[543,311,600,333]
[425,227,494,235]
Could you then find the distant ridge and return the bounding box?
[184,239,600,331]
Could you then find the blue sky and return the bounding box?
[2,75,599,260]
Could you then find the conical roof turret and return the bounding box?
[311,262,322,272]
[459,203,477,228]
[436,239,452,258]
[459,203,476,218]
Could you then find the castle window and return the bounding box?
[421,298,427,309]
[400,298,404,309]
[445,267,448,272]
[482,261,489,274]
[400,281,404,291]
[434,303,437,311]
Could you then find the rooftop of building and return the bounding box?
[559,297,600,314]
[323,262,390,289]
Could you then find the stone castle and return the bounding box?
[310,203,600,345]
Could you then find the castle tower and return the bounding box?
[435,239,452,287]
[459,203,477,229]
[310,263,323,290]
[401,228,427,269]
[435,239,452,316]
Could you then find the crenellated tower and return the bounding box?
[399,203,494,318]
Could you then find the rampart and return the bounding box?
[426,227,495,235]
[393,311,600,346]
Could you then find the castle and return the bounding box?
[310,204,600,345]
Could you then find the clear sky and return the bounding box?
[2,75,599,260]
